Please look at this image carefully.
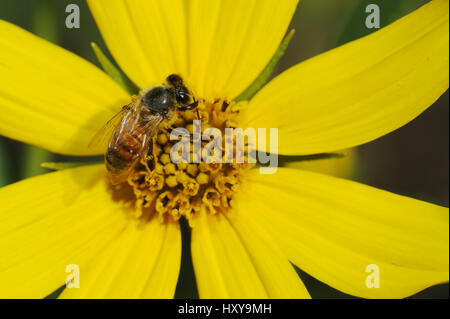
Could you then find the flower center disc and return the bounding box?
[123,97,251,227]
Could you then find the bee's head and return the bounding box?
[167,74,192,106]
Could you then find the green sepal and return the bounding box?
[235,29,295,102]
[254,153,345,168]
[279,153,345,165]
[91,42,139,95]
[40,161,103,171]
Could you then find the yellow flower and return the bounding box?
[0,0,448,299]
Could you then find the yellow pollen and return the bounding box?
[124,97,251,226]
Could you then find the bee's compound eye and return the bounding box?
[143,87,175,114]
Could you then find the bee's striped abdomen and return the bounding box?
[105,126,145,176]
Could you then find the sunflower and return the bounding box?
[0,0,448,299]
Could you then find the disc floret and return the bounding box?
[126,98,251,226]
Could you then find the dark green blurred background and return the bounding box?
[0,0,448,299]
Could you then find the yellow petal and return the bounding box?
[191,211,267,298]
[60,220,181,299]
[241,0,449,155]
[87,0,188,90]
[0,165,129,298]
[228,204,311,298]
[0,20,129,156]
[88,0,298,100]
[238,168,449,298]
[192,208,309,298]
[185,0,298,100]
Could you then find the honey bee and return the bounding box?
[89,74,199,185]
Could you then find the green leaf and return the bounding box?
[235,29,295,102]
[91,42,139,95]
[40,161,102,171]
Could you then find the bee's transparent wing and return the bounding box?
[108,114,164,185]
[88,105,132,150]
[140,115,165,156]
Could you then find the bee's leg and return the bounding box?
[164,126,174,134]
[122,104,132,111]
[164,126,192,137]
[178,101,199,111]
[178,98,201,120]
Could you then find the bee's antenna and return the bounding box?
[194,97,201,120]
